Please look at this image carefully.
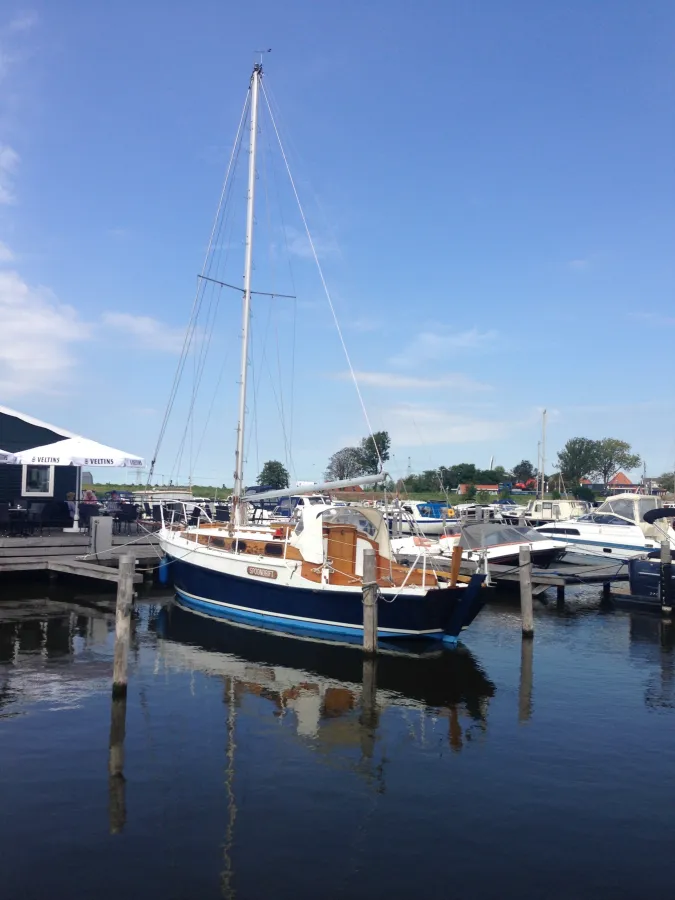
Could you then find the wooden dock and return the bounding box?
[0,529,160,584]
[396,550,628,601]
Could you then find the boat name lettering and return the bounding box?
[247,565,277,580]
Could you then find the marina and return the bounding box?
[1,5,674,899]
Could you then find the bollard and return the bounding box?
[519,544,534,638]
[112,553,135,698]
[108,694,127,834]
[660,541,673,616]
[362,548,378,655]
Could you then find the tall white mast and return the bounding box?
[232,63,262,525]
[540,409,547,500]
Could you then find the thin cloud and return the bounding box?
[629,311,675,327]
[102,312,187,353]
[6,12,39,34]
[0,239,14,262]
[284,225,339,260]
[338,370,492,392]
[107,227,131,239]
[0,269,90,396]
[568,259,589,271]
[386,404,513,445]
[346,317,381,333]
[0,144,19,204]
[389,327,497,367]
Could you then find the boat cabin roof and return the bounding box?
[292,505,392,563]
[595,493,660,523]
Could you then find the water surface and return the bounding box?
[1,581,674,899]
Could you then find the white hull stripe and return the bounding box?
[175,587,443,636]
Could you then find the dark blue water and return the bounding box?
[2,581,675,899]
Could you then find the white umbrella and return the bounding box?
[0,448,18,463]
[15,437,144,468]
[15,437,144,532]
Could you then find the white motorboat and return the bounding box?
[503,498,590,527]
[536,493,675,560]
[392,522,567,570]
[385,500,452,536]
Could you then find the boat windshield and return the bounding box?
[322,507,378,537]
[459,524,548,548]
[577,513,632,525]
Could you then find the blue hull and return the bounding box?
[167,557,485,642]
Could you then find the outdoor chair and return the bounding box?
[215,506,230,523]
[78,503,96,533]
[188,507,201,527]
[115,504,139,536]
[27,502,45,536]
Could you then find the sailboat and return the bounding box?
[158,63,486,642]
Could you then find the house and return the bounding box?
[0,405,79,506]
[607,471,641,494]
[457,483,500,496]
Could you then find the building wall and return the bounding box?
[0,412,77,505]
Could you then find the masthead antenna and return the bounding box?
[254,48,272,65]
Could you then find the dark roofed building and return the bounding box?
[0,405,79,507]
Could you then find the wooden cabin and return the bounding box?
[0,405,78,515]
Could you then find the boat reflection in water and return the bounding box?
[155,602,496,753]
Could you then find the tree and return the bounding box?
[257,460,289,490]
[325,447,364,481]
[447,463,477,486]
[465,484,477,500]
[556,438,600,485]
[512,459,536,484]
[657,472,675,494]
[357,430,391,474]
[593,438,641,490]
[475,491,491,504]
[574,485,595,502]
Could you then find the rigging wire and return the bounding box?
[171,94,248,483]
[260,78,383,473]
[148,85,251,484]
[261,93,300,480]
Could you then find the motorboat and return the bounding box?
[503,498,590,527]
[391,522,567,569]
[385,499,452,536]
[627,508,675,604]
[536,493,675,560]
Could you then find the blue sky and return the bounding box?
[0,1,673,486]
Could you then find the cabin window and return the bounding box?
[232,540,247,552]
[265,542,284,557]
[210,537,227,549]
[21,464,54,498]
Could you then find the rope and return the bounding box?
[259,79,383,472]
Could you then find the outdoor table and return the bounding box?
[9,508,30,536]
